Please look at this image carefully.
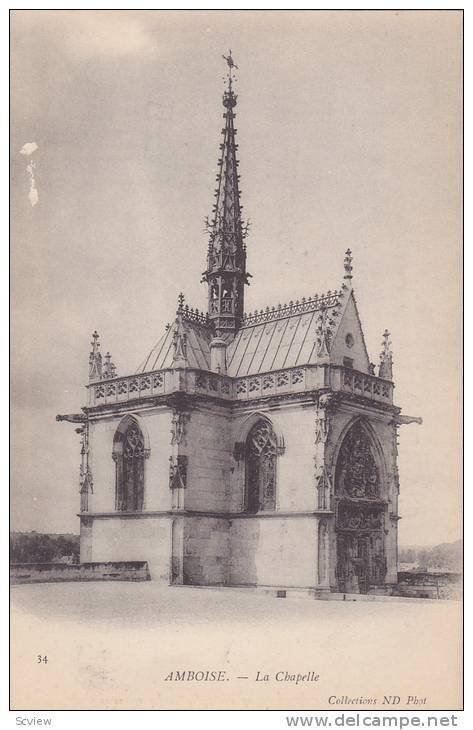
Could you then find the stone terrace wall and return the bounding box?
[10,561,150,584]
[395,572,462,600]
[88,516,171,582]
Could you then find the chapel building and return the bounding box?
[58,56,421,595]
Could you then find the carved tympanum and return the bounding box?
[337,504,382,531]
[335,421,380,499]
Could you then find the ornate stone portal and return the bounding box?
[335,421,387,593]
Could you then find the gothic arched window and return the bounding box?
[245,419,278,512]
[114,419,146,512]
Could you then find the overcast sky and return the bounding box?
[11,10,462,545]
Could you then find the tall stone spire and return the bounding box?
[202,51,250,337]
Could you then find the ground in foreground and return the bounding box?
[11,582,462,710]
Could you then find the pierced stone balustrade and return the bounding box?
[333,366,393,404]
[87,364,393,408]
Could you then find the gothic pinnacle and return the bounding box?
[378,329,393,381]
[88,331,102,382]
[344,249,353,282]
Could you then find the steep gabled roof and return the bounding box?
[137,316,212,373]
[137,288,350,376]
[136,251,371,378]
[226,291,342,377]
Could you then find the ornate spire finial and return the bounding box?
[88,332,117,381]
[378,329,393,380]
[344,249,353,282]
[202,53,250,337]
[222,50,238,94]
[102,351,117,379]
[177,292,185,311]
[88,331,102,381]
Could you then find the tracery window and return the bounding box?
[245,419,278,512]
[114,420,146,511]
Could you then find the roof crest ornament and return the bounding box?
[176,291,210,326]
[241,291,341,327]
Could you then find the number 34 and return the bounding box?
[37,655,48,664]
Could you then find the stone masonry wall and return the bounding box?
[184,406,232,512]
[230,406,318,512]
[87,407,172,514]
[88,516,172,582]
[183,517,230,585]
[229,516,317,587]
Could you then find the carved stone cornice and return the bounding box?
[83,389,399,424]
[77,509,336,520]
[336,392,400,415]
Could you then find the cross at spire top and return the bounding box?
[222,50,238,93]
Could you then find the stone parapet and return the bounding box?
[87,364,394,409]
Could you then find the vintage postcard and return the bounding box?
[10,9,463,712]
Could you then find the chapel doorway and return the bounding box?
[334,420,386,594]
[356,537,370,594]
[336,533,375,594]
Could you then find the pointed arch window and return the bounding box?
[245,419,278,512]
[113,419,147,512]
